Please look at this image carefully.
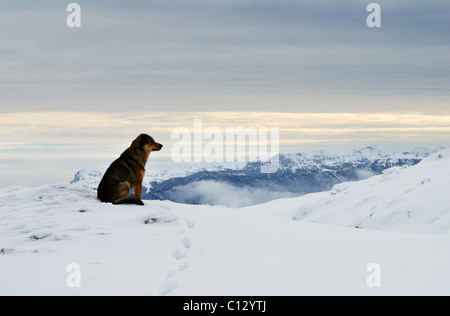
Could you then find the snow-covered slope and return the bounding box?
[2,148,450,295]
[246,149,450,234]
[1,183,450,295]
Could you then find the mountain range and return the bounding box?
[71,146,440,207]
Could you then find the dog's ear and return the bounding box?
[139,134,153,147]
[132,134,153,149]
[131,134,144,149]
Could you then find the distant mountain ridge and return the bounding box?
[71,146,442,207]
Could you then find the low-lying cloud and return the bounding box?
[166,180,299,208]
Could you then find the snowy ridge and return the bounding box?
[276,146,435,170]
[146,161,248,183]
[246,149,450,234]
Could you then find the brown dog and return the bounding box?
[97,134,163,205]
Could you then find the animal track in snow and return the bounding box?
[184,218,195,229]
[160,217,195,296]
[173,249,187,260]
[180,237,191,249]
[161,280,179,296]
[178,260,189,272]
[165,269,178,279]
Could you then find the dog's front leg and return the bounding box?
[134,170,145,200]
[134,182,142,200]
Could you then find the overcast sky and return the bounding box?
[0,0,449,113]
[0,0,449,186]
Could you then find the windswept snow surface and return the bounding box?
[245,149,450,235]
[1,159,450,296]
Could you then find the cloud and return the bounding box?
[165,180,299,207]
[355,169,376,181]
[0,0,448,112]
[2,111,450,156]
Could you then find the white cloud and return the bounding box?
[1,111,450,161]
[166,180,299,207]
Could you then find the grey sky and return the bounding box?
[1,0,449,113]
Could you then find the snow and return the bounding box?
[70,170,103,189]
[244,149,450,234]
[1,149,450,295]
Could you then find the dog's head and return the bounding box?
[133,134,163,155]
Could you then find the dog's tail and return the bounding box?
[113,195,145,206]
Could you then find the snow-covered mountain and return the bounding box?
[245,149,450,234]
[70,170,103,190]
[71,146,440,207]
[1,148,450,295]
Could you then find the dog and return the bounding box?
[97,134,163,205]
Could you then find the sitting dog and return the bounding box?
[97,134,163,205]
